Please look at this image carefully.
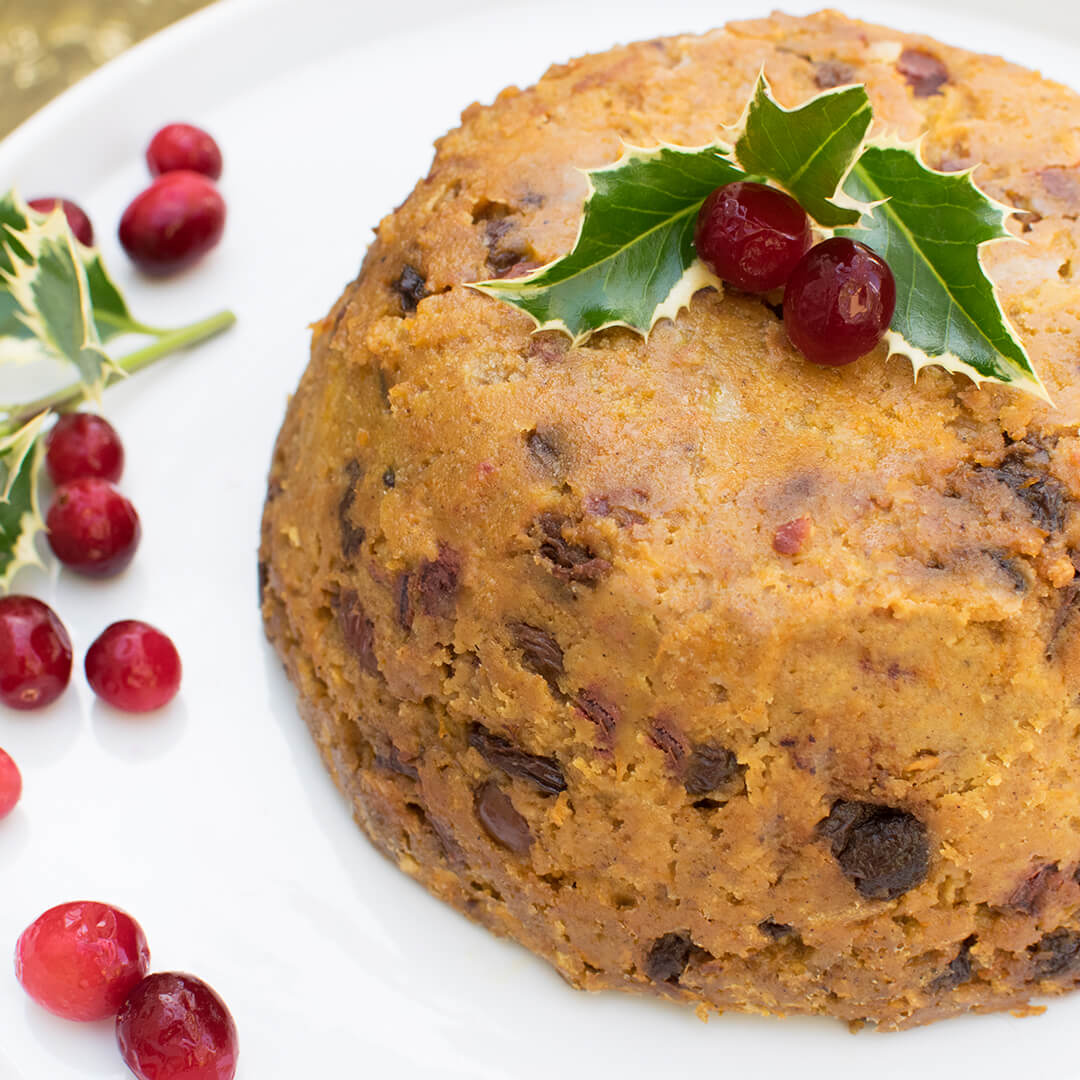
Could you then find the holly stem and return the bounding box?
[0,308,236,437]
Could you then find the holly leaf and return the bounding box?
[0,421,45,592]
[0,191,35,345]
[470,144,742,341]
[82,250,143,341]
[841,140,1047,400]
[0,208,117,394]
[730,73,872,228]
[1,190,143,352]
[0,411,48,501]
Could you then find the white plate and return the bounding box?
[2,0,1079,1076]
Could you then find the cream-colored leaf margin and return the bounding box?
[0,208,114,398]
[469,141,728,344]
[0,433,45,592]
[0,411,48,502]
[857,133,1049,404]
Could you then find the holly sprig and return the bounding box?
[0,189,235,591]
[471,73,1046,401]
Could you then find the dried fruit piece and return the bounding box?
[534,515,610,584]
[509,622,564,691]
[468,723,566,795]
[1030,929,1080,979]
[758,919,795,941]
[417,544,461,617]
[897,49,949,97]
[335,590,379,675]
[575,688,619,744]
[816,799,930,899]
[392,265,428,312]
[931,936,976,991]
[474,779,532,852]
[644,931,692,983]
[684,742,739,796]
[987,450,1069,533]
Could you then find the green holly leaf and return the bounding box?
[0,420,45,592]
[1,208,117,394]
[470,144,743,341]
[0,191,35,346]
[730,73,872,228]
[841,140,1047,400]
[0,411,47,502]
[82,250,143,341]
[1,191,143,353]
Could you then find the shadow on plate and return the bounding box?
[90,697,188,761]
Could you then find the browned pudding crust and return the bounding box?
[260,10,1080,1029]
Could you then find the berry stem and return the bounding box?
[0,308,235,435]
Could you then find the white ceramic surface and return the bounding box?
[1,0,1079,1076]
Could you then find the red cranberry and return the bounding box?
[117,972,238,1080]
[0,748,22,818]
[85,621,182,713]
[27,197,94,247]
[45,412,124,486]
[146,123,223,181]
[15,901,150,1021]
[695,181,812,292]
[0,595,73,710]
[46,477,140,577]
[783,237,896,367]
[119,171,226,276]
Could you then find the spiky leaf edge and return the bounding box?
[726,71,876,227]
[843,134,1048,403]
[0,411,48,501]
[0,208,118,395]
[468,141,740,343]
[0,430,46,592]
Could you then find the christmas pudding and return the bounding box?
[260,10,1080,1028]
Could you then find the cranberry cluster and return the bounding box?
[694,180,896,367]
[0,414,182,723]
[30,122,225,276]
[45,413,140,577]
[16,902,238,1080]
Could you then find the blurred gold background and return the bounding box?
[1,0,214,138]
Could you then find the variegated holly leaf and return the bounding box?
[1,190,143,353]
[0,208,118,394]
[0,411,48,501]
[0,190,34,345]
[730,73,872,228]
[81,249,142,342]
[471,144,743,341]
[840,140,1046,400]
[0,421,45,591]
